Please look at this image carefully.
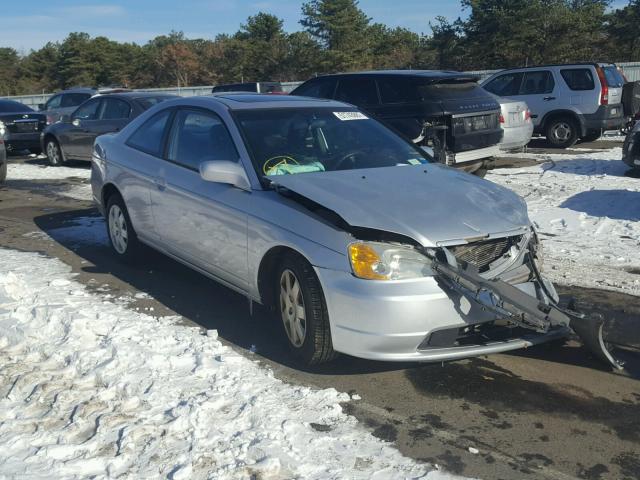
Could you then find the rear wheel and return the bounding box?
[0,162,6,183]
[45,139,63,166]
[106,194,142,262]
[545,117,579,148]
[275,253,336,365]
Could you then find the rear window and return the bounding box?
[561,69,595,91]
[135,96,176,110]
[380,77,487,103]
[127,109,173,157]
[603,66,625,88]
[0,100,32,113]
[212,84,257,93]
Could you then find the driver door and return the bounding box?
[151,108,250,288]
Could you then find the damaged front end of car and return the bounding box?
[423,231,624,370]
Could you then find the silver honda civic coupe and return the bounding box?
[91,94,572,365]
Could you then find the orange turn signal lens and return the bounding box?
[348,243,387,280]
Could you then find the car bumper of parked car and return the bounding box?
[582,104,625,133]
[315,267,568,362]
[5,132,42,152]
[622,130,640,168]
[499,122,534,151]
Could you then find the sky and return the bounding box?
[0,0,631,53]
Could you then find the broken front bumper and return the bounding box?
[315,266,570,363]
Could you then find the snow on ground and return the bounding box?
[488,147,640,296]
[0,248,463,480]
[7,160,92,201]
[7,161,90,182]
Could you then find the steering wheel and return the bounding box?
[263,155,299,175]
[333,149,369,171]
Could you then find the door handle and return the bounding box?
[543,96,556,101]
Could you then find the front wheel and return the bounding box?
[545,117,579,148]
[276,253,336,365]
[45,139,63,166]
[106,194,142,262]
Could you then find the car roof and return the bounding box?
[97,92,178,100]
[313,70,478,80]
[167,94,351,111]
[209,93,345,109]
[493,62,617,72]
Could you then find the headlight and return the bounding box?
[348,241,434,280]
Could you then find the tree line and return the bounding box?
[1,0,639,96]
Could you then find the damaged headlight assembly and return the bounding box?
[348,241,435,280]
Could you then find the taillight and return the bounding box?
[499,114,505,124]
[524,109,531,121]
[596,66,608,105]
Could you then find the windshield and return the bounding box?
[234,108,431,178]
[603,66,625,88]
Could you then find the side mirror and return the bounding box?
[38,103,45,111]
[200,160,251,191]
[72,118,81,127]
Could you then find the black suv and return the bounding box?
[291,71,503,174]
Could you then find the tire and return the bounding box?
[275,253,337,365]
[545,116,579,148]
[45,138,64,166]
[579,130,601,143]
[0,162,6,183]
[106,194,142,263]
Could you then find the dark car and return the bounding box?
[212,82,285,94]
[0,100,47,155]
[291,71,503,174]
[42,92,178,166]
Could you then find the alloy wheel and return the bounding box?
[551,122,572,142]
[280,269,306,347]
[47,141,59,165]
[108,204,128,254]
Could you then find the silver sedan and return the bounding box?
[91,94,577,366]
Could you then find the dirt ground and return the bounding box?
[0,147,638,480]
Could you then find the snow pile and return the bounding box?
[0,248,459,480]
[489,148,640,295]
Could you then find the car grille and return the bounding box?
[9,121,41,134]
[450,235,522,272]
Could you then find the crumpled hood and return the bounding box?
[269,164,530,246]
